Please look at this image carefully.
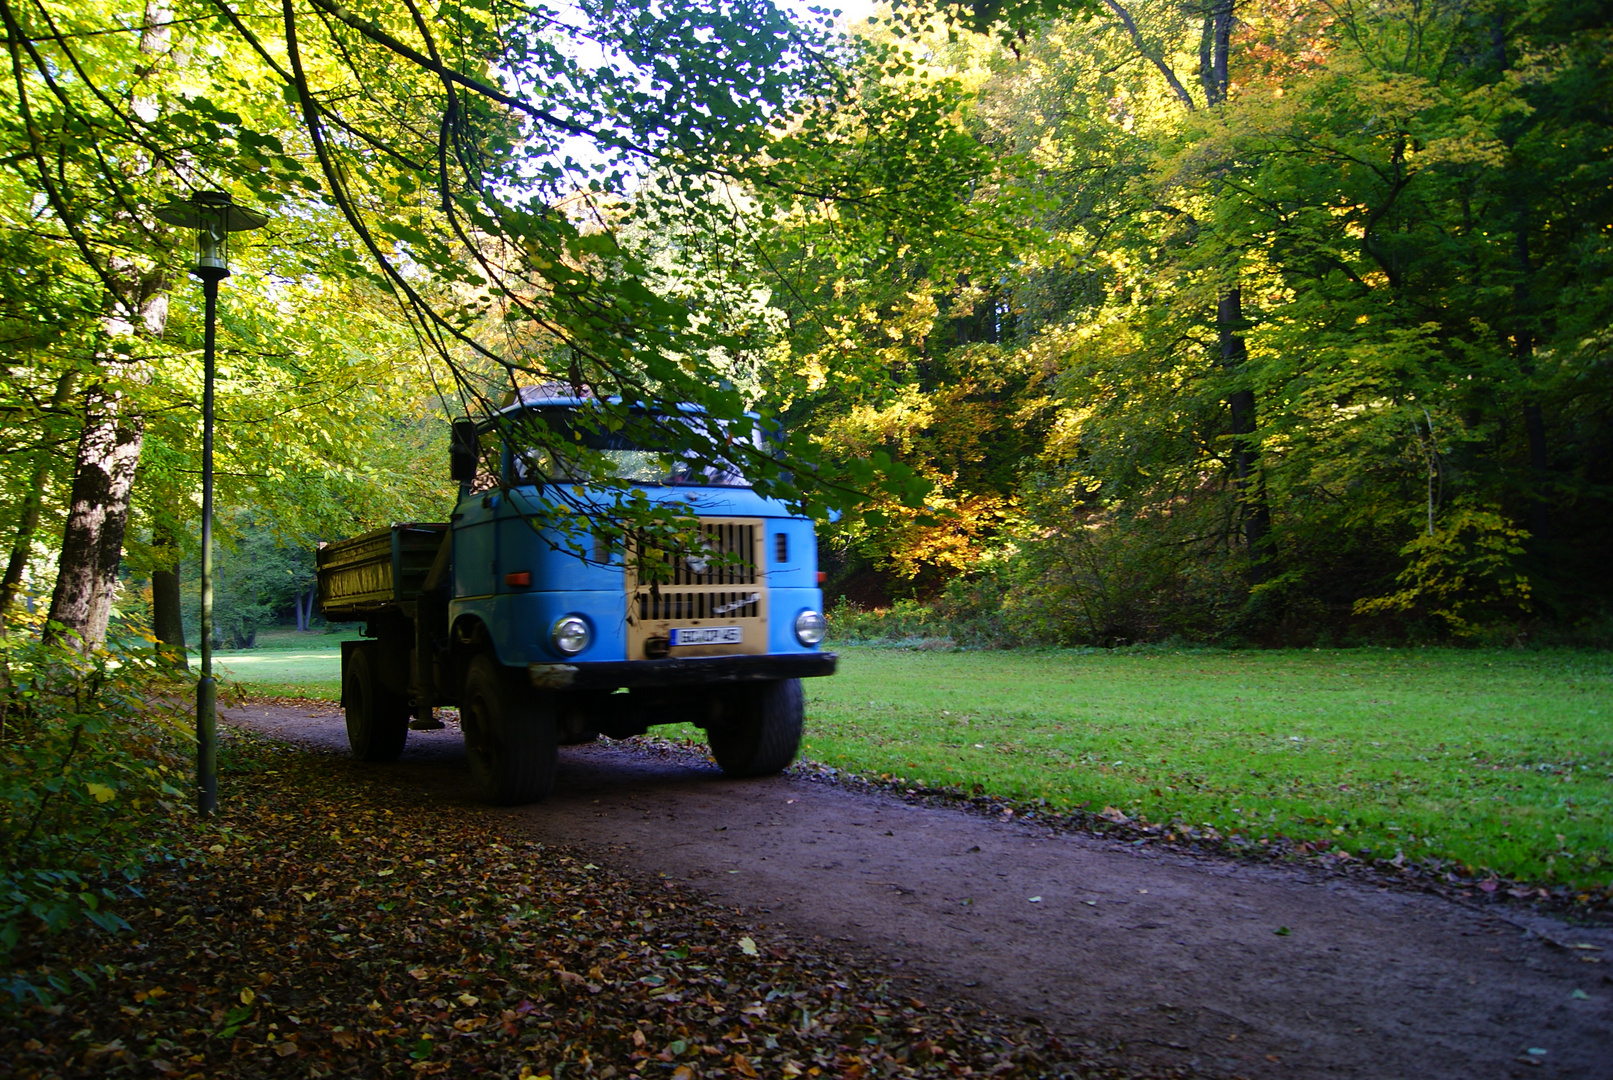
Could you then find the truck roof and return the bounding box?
[493,387,711,421]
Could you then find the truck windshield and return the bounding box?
[506,408,751,488]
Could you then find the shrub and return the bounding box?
[824,597,950,646]
[0,632,191,1003]
[825,514,1245,650]
[931,556,1019,647]
[826,497,1539,649]
[1354,506,1533,638]
[1002,505,1247,647]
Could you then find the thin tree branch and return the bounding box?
[1103,0,1196,111]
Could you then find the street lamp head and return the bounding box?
[154,190,269,281]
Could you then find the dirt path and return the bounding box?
[226,702,1613,1079]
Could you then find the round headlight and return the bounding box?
[794,609,826,646]
[550,615,592,656]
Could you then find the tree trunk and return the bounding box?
[39,1,172,651]
[43,380,146,648]
[1219,287,1271,574]
[0,369,77,627]
[1199,0,1234,107]
[1513,220,1551,547]
[151,519,187,668]
[1484,7,1550,551]
[1112,2,1268,578]
[1199,2,1270,576]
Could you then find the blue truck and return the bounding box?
[315,393,836,804]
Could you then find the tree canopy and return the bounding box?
[0,0,1607,645]
[775,0,1613,643]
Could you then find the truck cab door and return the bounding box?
[453,491,499,599]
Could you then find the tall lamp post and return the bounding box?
[155,191,268,817]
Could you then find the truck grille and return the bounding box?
[671,521,758,585]
[626,516,767,658]
[638,589,761,622]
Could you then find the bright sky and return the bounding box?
[805,0,878,31]
[543,0,882,183]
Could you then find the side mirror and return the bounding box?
[450,419,479,485]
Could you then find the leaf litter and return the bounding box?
[3,734,1186,1079]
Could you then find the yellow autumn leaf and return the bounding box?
[86,782,116,803]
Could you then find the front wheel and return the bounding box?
[708,678,804,778]
[459,654,558,805]
[344,643,409,762]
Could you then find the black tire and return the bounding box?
[344,643,409,762]
[459,654,558,804]
[708,678,804,778]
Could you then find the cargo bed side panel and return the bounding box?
[317,524,448,620]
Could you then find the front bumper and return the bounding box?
[529,652,837,691]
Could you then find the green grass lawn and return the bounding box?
[206,626,355,699]
[802,648,1612,892]
[218,636,1613,891]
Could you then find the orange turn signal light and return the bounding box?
[817,571,827,584]
[504,571,532,587]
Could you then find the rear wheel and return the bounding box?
[460,654,558,804]
[344,644,409,762]
[708,678,803,778]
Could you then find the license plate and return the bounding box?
[670,626,742,646]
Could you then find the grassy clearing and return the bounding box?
[220,636,1612,891]
[208,627,355,700]
[802,647,1612,891]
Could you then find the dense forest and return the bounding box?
[0,0,1608,650]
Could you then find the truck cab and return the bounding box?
[316,393,835,804]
